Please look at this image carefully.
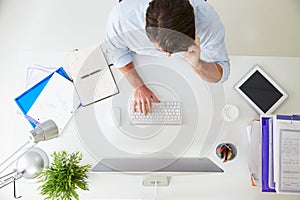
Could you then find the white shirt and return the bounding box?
[105,0,230,83]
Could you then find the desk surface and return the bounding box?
[1,55,299,200]
[74,54,226,161]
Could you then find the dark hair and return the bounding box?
[145,0,195,53]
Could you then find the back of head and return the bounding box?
[145,0,195,53]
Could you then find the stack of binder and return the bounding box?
[248,114,300,194]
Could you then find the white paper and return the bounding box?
[26,73,75,132]
[273,117,300,194]
[64,45,99,82]
[279,129,300,193]
[268,118,275,189]
[16,65,59,116]
[247,120,262,186]
[25,65,58,89]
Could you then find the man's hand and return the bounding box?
[183,36,201,69]
[183,37,223,83]
[133,85,160,115]
[183,44,201,70]
[119,62,161,114]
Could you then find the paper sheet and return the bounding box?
[268,118,275,189]
[63,45,99,82]
[273,117,300,194]
[26,72,74,132]
[25,65,58,89]
[247,120,262,186]
[279,129,300,193]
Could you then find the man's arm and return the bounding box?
[184,44,223,83]
[119,62,160,114]
[193,60,223,83]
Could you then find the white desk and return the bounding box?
[1,55,299,200]
[0,0,300,199]
[73,53,225,160]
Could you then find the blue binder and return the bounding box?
[14,67,71,127]
[261,116,276,192]
[262,114,300,193]
[276,114,300,121]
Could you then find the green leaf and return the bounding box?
[37,151,91,200]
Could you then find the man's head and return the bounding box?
[145,0,195,54]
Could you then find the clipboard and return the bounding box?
[14,67,72,128]
[273,115,300,194]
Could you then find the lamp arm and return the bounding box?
[0,169,23,189]
[0,141,35,175]
[0,119,58,175]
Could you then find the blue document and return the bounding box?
[14,67,71,127]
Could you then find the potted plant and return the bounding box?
[37,151,91,200]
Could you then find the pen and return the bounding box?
[81,69,102,79]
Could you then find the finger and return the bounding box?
[142,101,147,115]
[152,94,160,103]
[187,44,199,53]
[147,98,152,113]
[138,101,143,114]
[195,37,200,47]
[183,49,194,59]
[133,100,137,112]
[183,45,200,62]
[183,51,190,59]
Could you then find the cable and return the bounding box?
[153,181,158,200]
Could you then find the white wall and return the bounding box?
[0,0,116,149]
[0,0,117,199]
[210,0,300,57]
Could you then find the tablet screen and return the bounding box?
[238,70,283,113]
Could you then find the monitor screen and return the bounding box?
[90,157,223,174]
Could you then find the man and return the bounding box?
[106,0,229,114]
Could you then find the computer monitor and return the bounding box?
[90,157,223,186]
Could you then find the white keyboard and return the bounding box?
[129,101,182,125]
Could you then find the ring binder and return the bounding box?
[258,114,300,194]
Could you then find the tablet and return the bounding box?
[235,65,288,114]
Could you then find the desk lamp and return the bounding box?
[0,120,58,198]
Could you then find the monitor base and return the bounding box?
[143,175,171,186]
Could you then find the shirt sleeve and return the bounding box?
[105,6,133,68]
[193,1,230,83]
[216,61,230,83]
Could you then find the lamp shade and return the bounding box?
[16,148,49,179]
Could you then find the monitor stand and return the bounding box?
[143,175,171,186]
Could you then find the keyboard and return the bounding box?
[129,101,182,125]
